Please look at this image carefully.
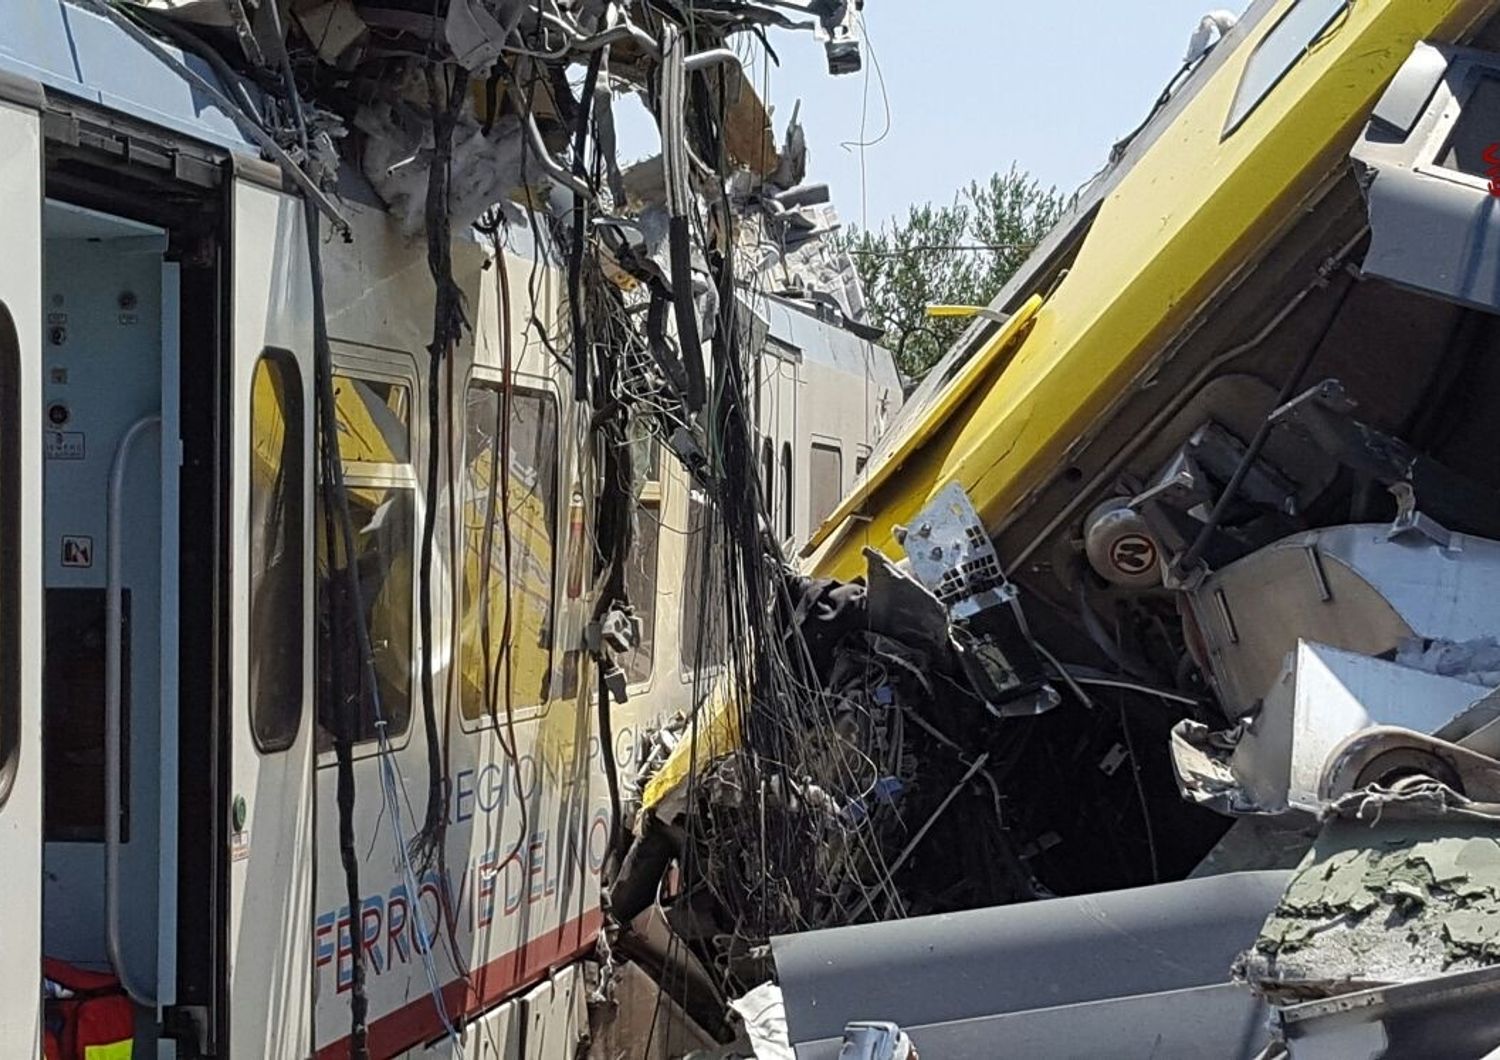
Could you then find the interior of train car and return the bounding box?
[29,138,237,1045]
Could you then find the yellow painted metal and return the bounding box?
[925,304,988,318]
[647,0,1497,814]
[799,295,1043,558]
[805,0,1492,585]
[640,682,739,811]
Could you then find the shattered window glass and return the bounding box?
[458,383,559,721]
[315,487,414,751]
[761,438,775,515]
[781,442,794,540]
[332,374,410,465]
[622,497,660,685]
[680,490,725,671]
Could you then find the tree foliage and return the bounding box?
[847,166,1069,378]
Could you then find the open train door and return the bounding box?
[225,169,316,1057]
[0,82,45,1058]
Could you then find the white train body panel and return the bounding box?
[0,5,904,1057]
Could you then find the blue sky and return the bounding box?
[756,2,1248,232]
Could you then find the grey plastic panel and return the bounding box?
[793,983,1270,1060]
[1369,41,1449,138]
[1352,43,1500,314]
[771,870,1292,1047]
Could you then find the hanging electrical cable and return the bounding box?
[258,9,371,1049]
[263,2,463,1045]
[412,62,473,868]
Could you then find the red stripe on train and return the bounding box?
[315,908,604,1059]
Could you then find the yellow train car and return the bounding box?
[806,0,1499,585]
[648,3,1500,1053]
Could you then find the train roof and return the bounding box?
[887,5,1279,443]
[757,292,903,387]
[2,2,899,367]
[0,1,257,155]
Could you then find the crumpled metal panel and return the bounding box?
[1187,525,1500,722]
[771,870,1291,1048]
[1276,960,1500,1059]
[1171,641,1493,816]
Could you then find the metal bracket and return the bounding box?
[1386,482,1457,551]
[897,483,1059,717]
[894,482,1007,618]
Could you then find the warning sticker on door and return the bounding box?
[44,431,85,460]
[231,830,251,863]
[61,535,93,568]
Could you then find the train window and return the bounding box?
[1225,0,1349,136]
[249,351,305,753]
[680,490,724,671]
[0,303,17,803]
[458,382,560,721]
[624,440,661,685]
[761,438,775,515]
[1438,75,1500,180]
[316,373,416,752]
[623,494,660,684]
[780,442,793,540]
[808,441,844,531]
[332,374,410,464]
[643,435,662,482]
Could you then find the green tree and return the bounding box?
[848,165,1068,378]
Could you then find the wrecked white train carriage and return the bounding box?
[635,1,1500,1057]
[0,1,897,1057]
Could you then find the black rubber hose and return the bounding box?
[597,661,627,883]
[668,214,707,412]
[305,195,370,1060]
[646,287,692,400]
[274,16,368,1047]
[608,821,680,924]
[414,66,469,863]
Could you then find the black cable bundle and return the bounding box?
[412,62,472,869]
[306,199,371,1059]
[267,13,372,1049]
